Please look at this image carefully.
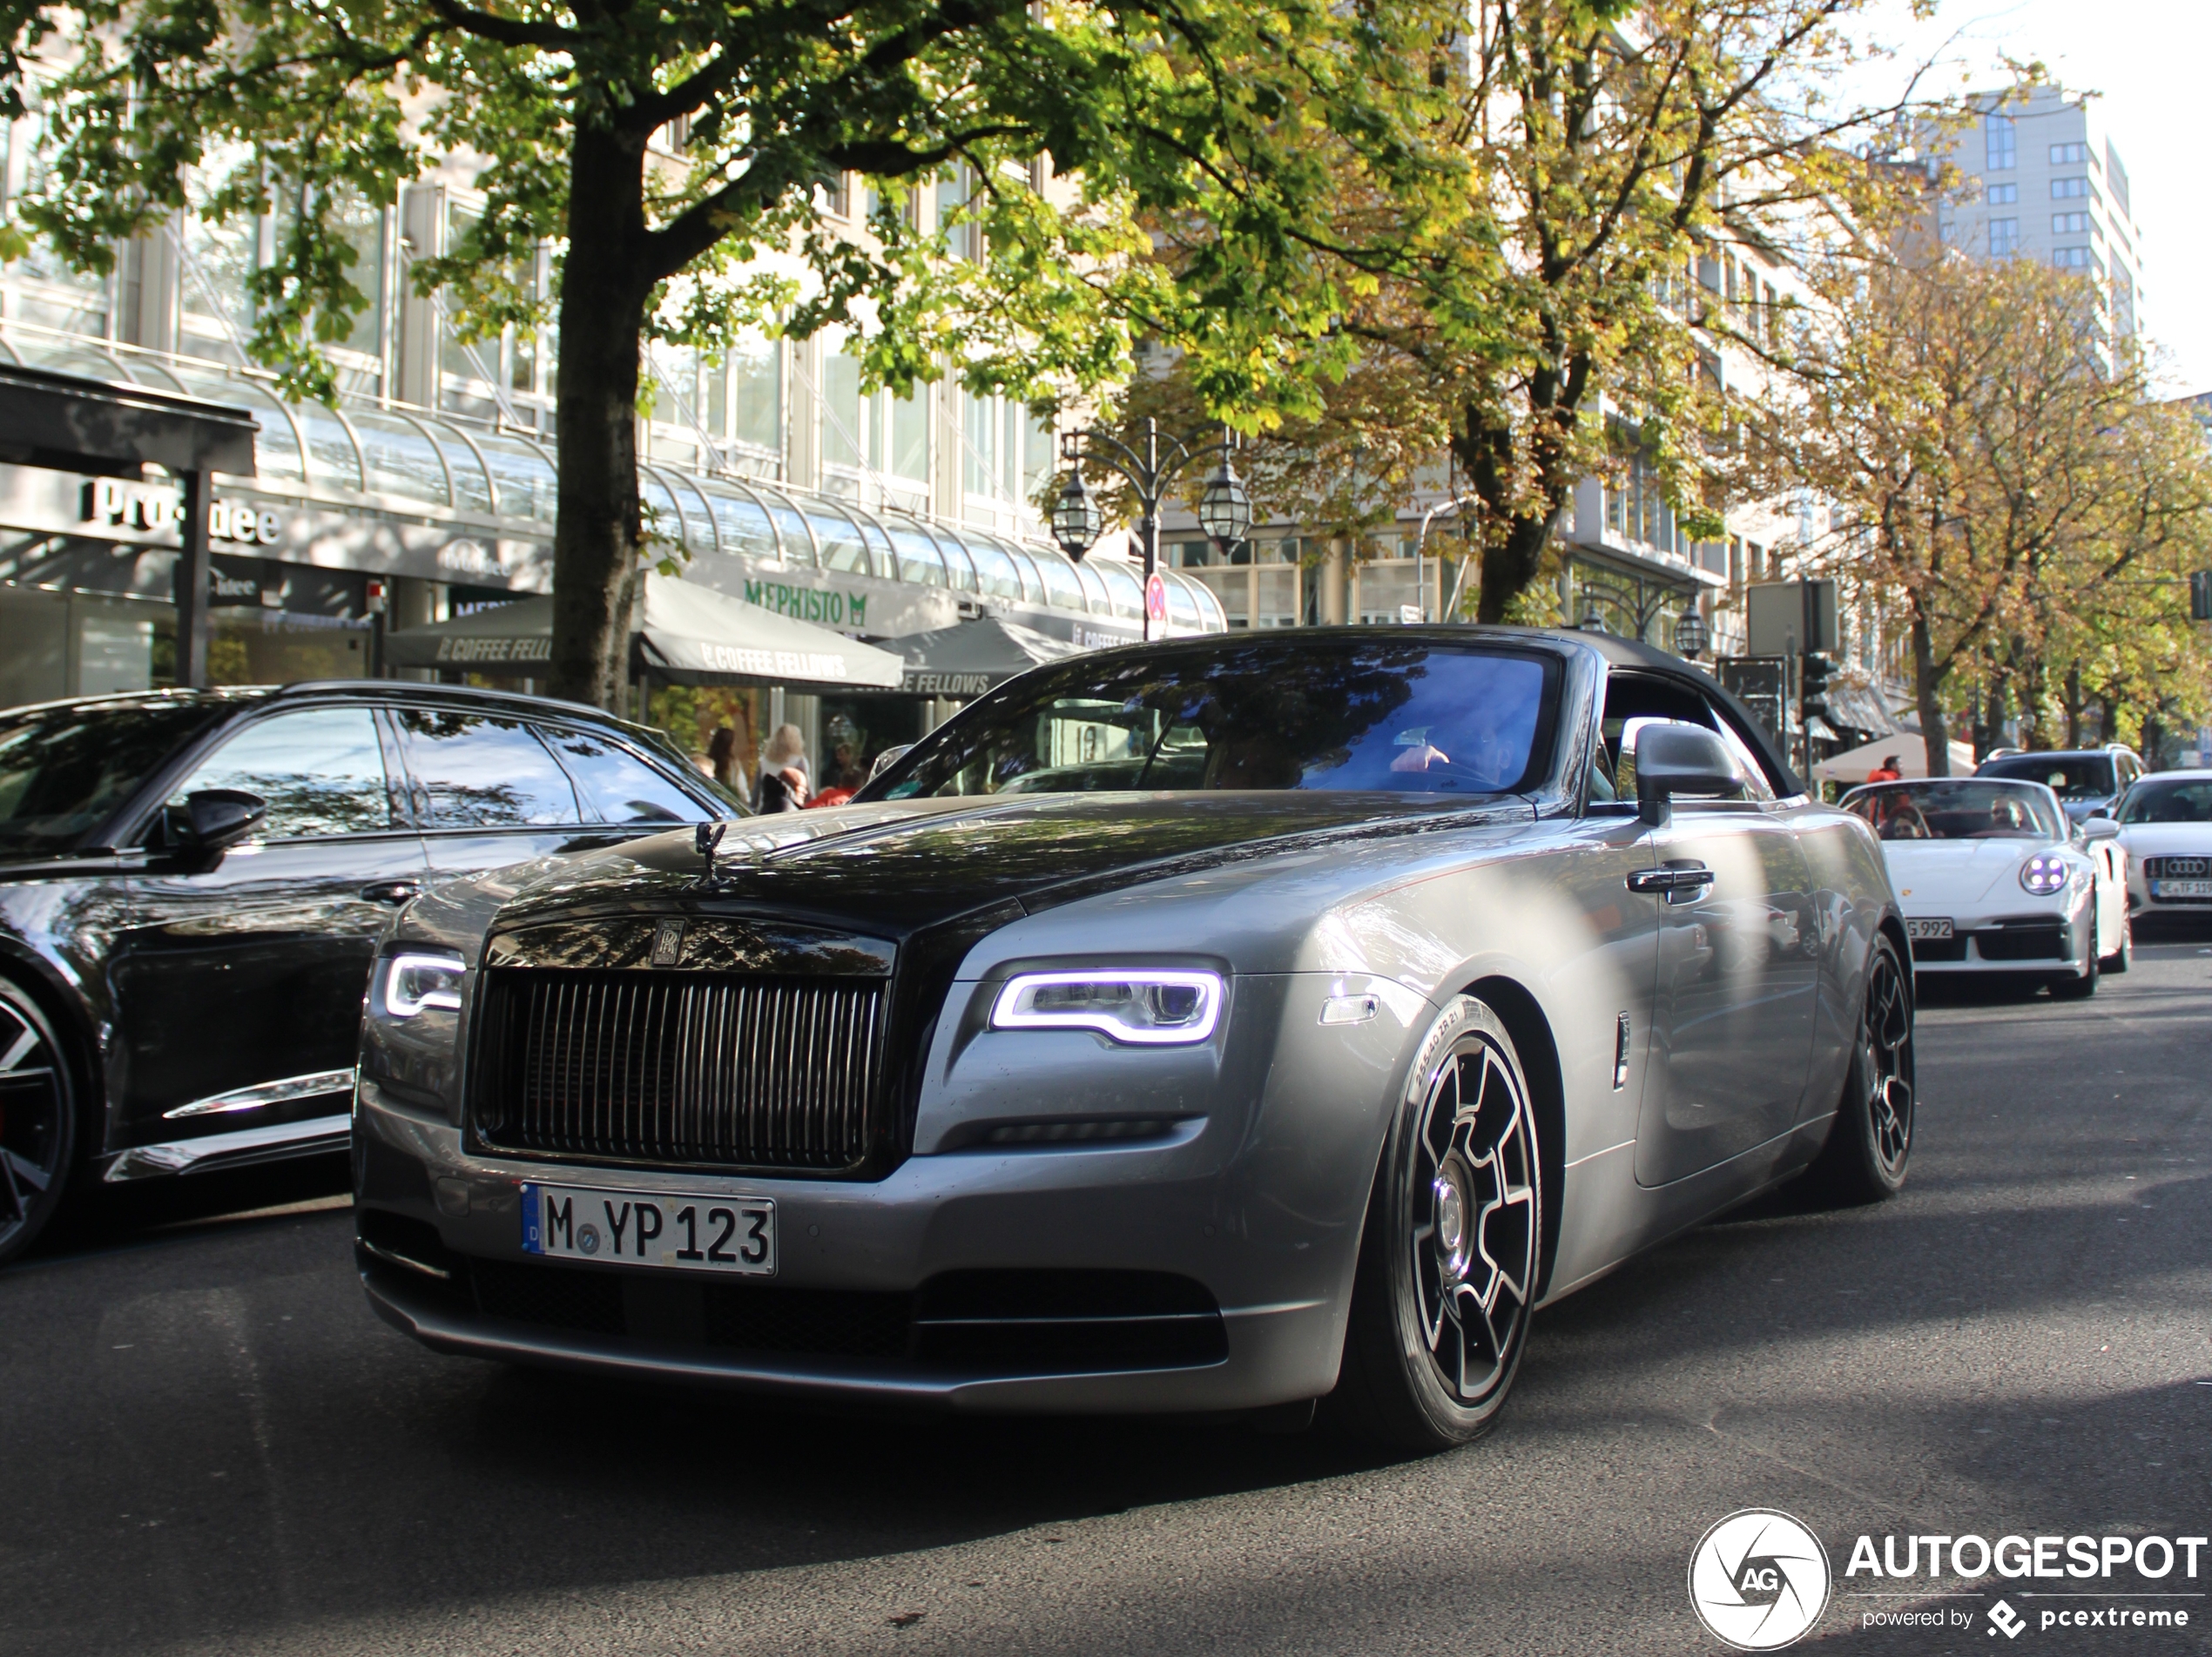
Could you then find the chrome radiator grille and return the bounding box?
[471,969,888,1173]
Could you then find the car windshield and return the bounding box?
[2118,779,2212,824]
[1842,779,2067,841]
[0,700,229,855]
[865,641,1558,799]
[1976,753,2116,799]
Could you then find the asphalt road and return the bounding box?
[3,942,2209,1656]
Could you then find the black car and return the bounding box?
[0,681,744,1263]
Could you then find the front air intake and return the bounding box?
[470,969,888,1174]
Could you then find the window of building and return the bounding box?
[1984,113,2016,170]
[821,346,867,471]
[2052,177,2090,199]
[2049,142,2087,165]
[2052,246,2094,270]
[937,164,979,262]
[889,387,930,484]
[2107,143,2132,219]
[1989,219,2021,256]
[2053,212,2090,234]
[819,173,850,218]
[1986,182,2018,205]
[735,333,781,453]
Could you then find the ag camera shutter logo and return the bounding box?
[1689,1509,1832,1649]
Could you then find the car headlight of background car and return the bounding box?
[362,947,468,1107]
[2020,853,2075,897]
[989,969,1224,1046]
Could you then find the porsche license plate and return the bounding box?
[1905,918,1954,940]
[2153,879,2212,898]
[521,1182,775,1276]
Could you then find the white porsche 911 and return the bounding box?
[2113,771,2212,923]
[1838,777,2129,996]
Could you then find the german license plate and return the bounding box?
[521,1182,775,1276]
[2153,879,2212,898]
[1905,918,1954,940]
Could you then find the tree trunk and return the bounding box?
[1452,388,1580,626]
[2063,663,2084,749]
[1911,607,1952,776]
[1475,509,1561,625]
[548,125,651,710]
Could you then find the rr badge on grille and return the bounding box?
[651,919,685,967]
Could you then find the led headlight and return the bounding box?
[989,969,1224,1046]
[2020,853,2070,897]
[380,950,466,1018]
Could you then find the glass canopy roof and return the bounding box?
[0,333,1230,633]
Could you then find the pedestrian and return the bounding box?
[1866,753,1903,785]
[754,724,808,812]
[706,717,738,787]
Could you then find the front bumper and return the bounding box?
[353,1076,1359,1414]
[1904,906,2087,974]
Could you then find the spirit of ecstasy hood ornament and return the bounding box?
[695,820,726,874]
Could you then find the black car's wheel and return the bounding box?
[2101,909,2132,974]
[1334,996,1541,1451]
[0,979,75,1266]
[1805,935,1915,1204]
[2051,915,2100,1000]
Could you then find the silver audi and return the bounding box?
[353,627,1912,1449]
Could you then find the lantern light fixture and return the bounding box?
[1051,470,1103,559]
[1674,605,1708,659]
[1195,455,1252,552]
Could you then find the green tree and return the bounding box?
[1,0,1460,704]
[1122,0,1923,622]
[1770,249,2212,770]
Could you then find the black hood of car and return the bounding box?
[484,791,1531,941]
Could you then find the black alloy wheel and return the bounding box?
[0,980,75,1266]
[1805,934,1915,1203]
[1335,996,1541,1450]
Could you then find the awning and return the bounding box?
[382,573,902,690]
[1813,733,1978,784]
[886,614,1085,697]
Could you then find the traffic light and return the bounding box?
[1801,651,1833,723]
[2192,569,2212,623]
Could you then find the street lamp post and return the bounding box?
[1413,495,1478,623]
[1051,419,1251,642]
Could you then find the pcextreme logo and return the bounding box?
[1689,1510,1832,1650]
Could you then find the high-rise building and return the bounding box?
[1927,85,2141,342]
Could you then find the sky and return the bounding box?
[1849,0,2212,394]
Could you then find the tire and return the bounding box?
[2101,909,2132,974]
[1332,995,1541,1451]
[1804,934,1915,1204]
[2051,915,2100,1000]
[0,978,78,1268]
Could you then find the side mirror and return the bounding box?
[1633,723,1743,826]
[867,744,913,785]
[179,788,267,853]
[2081,815,2121,842]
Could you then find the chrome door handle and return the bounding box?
[1626,866,1715,895]
[361,880,422,906]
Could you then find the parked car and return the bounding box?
[355,628,1912,1451]
[0,681,745,1265]
[2111,770,2212,923]
[1838,776,2128,994]
[1975,745,2145,824]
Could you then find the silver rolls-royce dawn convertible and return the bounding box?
[353,627,1913,1449]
